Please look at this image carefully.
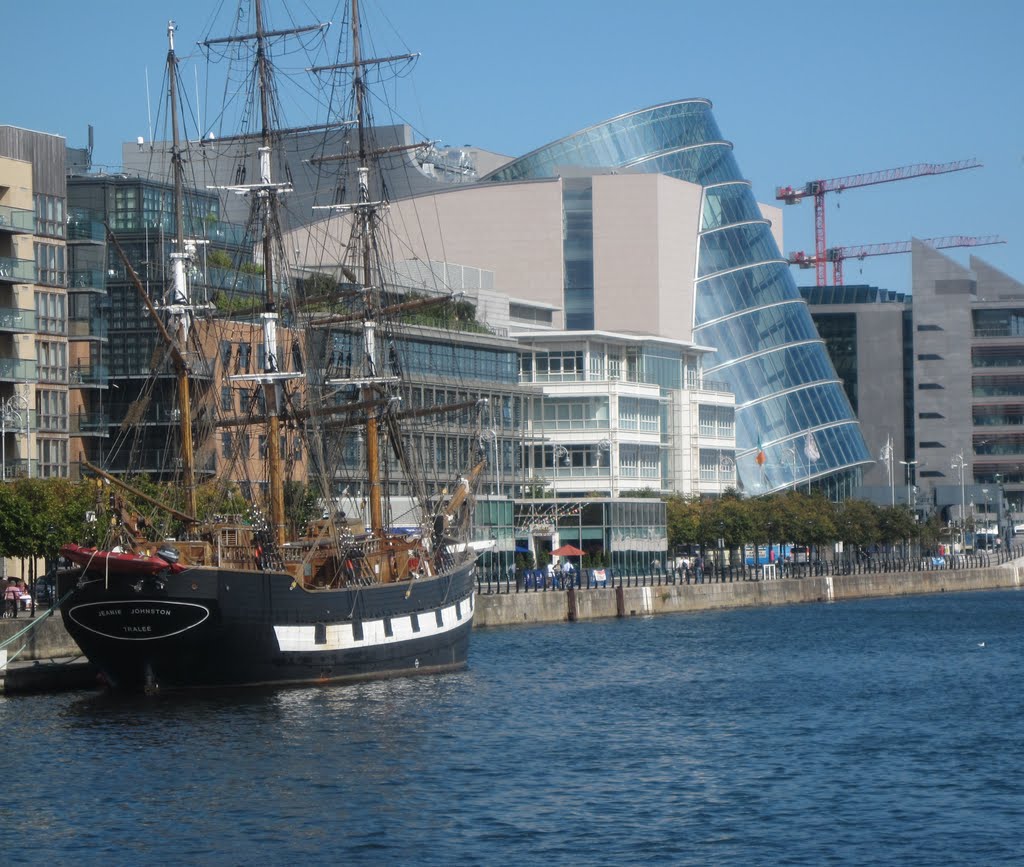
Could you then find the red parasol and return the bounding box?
[551,543,585,557]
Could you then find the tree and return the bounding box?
[665,494,701,551]
[834,498,879,557]
[0,483,32,560]
[283,481,319,535]
[877,505,916,550]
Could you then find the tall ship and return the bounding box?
[58,1,484,692]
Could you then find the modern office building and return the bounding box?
[800,283,912,496]
[912,241,1024,542]
[801,242,1024,546]
[515,330,735,498]
[0,127,70,479]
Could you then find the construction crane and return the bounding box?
[789,235,1005,286]
[776,159,983,287]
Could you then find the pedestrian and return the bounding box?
[545,560,555,589]
[4,579,21,618]
[561,559,574,588]
[695,555,704,583]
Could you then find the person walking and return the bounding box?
[4,579,21,618]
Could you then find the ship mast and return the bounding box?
[253,0,288,547]
[203,2,326,548]
[166,21,198,519]
[350,0,385,538]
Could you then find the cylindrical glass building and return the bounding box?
[484,99,870,495]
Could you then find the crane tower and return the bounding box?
[776,159,982,286]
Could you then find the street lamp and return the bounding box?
[880,435,895,507]
[552,444,569,482]
[1,392,29,481]
[951,451,967,550]
[718,453,735,498]
[898,459,918,510]
[783,445,798,491]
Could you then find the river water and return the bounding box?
[2,589,1023,865]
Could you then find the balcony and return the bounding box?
[69,268,106,291]
[68,363,109,388]
[0,358,37,382]
[69,412,110,436]
[197,221,249,248]
[0,307,37,333]
[69,315,109,340]
[0,205,35,234]
[0,256,37,284]
[0,458,38,480]
[67,214,106,243]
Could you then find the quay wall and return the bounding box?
[3,566,1023,662]
[472,564,1024,628]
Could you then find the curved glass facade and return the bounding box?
[484,99,870,493]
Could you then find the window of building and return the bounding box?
[36,340,67,382]
[918,383,944,390]
[34,243,66,287]
[37,437,68,477]
[533,350,584,382]
[36,389,67,432]
[35,291,67,334]
[34,194,65,239]
[698,405,734,438]
[509,303,553,326]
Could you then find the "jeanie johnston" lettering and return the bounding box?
[96,606,173,617]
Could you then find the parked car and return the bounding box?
[34,574,57,607]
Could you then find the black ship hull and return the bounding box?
[58,560,476,693]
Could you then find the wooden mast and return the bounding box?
[351,0,385,540]
[201,6,326,551]
[166,21,197,519]
[255,0,287,548]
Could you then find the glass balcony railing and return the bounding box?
[69,268,106,290]
[0,459,39,480]
[201,266,271,297]
[69,412,110,435]
[197,221,248,247]
[0,205,35,233]
[68,316,109,339]
[0,307,37,332]
[0,358,37,381]
[67,216,106,242]
[68,364,109,386]
[0,256,37,283]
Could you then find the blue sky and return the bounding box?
[6,0,1021,293]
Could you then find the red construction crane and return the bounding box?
[789,235,1005,285]
[776,159,983,287]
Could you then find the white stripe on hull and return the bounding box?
[273,592,475,653]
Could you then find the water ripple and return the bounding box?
[3,589,1024,864]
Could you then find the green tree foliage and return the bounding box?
[283,481,319,535]
[664,490,929,556]
[2,479,95,560]
[206,249,233,269]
